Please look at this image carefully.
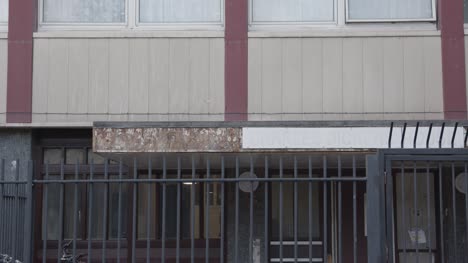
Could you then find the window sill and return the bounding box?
[33,30,224,39]
[249,29,440,38]
[0,32,7,39]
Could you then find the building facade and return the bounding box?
[1,0,468,262]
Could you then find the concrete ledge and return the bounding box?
[34,30,224,39]
[248,29,441,38]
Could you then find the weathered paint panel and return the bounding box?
[302,38,323,121]
[88,39,110,122]
[261,39,282,121]
[363,38,384,120]
[248,36,444,121]
[32,39,49,123]
[31,37,225,124]
[343,38,364,120]
[94,127,241,153]
[0,39,6,124]
[148,38,170,122]
[47,39,69,122]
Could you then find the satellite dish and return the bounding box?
[239,172,259,193]
[455,173,468,194]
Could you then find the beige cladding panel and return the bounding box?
[94,128,242,153]
[32,37,225,124]
[248,36,444,121]
[0,39,6,124]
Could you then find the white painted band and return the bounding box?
[242,127,466,149]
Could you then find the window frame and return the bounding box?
[38,0,225,31]
[345,0,437,23]
[248,0,437,28]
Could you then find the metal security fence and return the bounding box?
[0,154,372,263]
[0,160,33,263]
[380,150,468,263]
[2,150,468,263]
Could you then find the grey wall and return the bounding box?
[0,129,32,180]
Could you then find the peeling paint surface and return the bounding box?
[93,128,242,153]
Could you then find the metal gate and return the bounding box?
[375,149,468,263]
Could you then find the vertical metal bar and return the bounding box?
[388,122,394,148]
[426,162,432,256]
[438,163,445,263]
[73,161,79,261]
[338,156,342,263]
[88,160,94,263]
[264,156,269,263]
[352,156,357,263]
[452,163,457,263]
[234,157,239,263]
[401,123,407,148]
[465,163,468,255]
[117,159,123,263]
[323,156,327,263]
[413,122,420,148]
[147,157,152,263]
[293,156,298,263]
[58,160,64,263]
[43,162,49,263]
[279,157,283,263]
[439,123,446,148]
[102,160,109,263]
[249,156,254,263]
[401,164,407,263]
[205,158,210,263]
[176,157,181,263]
[366,155,386,263]
[426,123,433,148]
[132,159,137,263]
[12,160,19,260]
[23,161,33,263]
[220,157,225,263]
[0,159,4,254]
[161,157,166,263]
[308,156,313,263]
[451,122,459,148]
[413,163,419,263]
[191,157,195,263]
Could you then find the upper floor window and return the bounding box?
[251,0,436,25]
[465,0,468,24]
[139,0,223,24]
[39,0,224,28]
[347,0,435,22]
[43,0,126,23]
[0,0,8,24]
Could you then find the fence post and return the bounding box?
[366,154,386,263]
[23,161,33,263]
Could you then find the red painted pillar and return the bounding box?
[439,0,467,119]
[6,0,35,123]
[225,0,248,121]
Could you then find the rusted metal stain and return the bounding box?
[93,128,242,153]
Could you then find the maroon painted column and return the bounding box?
[439,0,467,119]
[6,0,35,123]
[225,0,248,121]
